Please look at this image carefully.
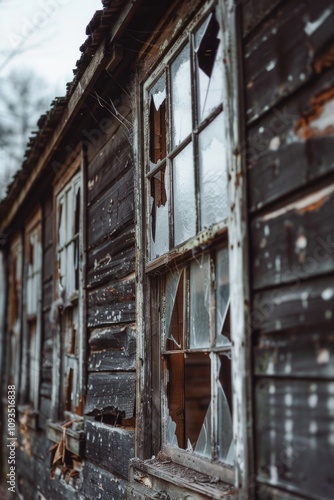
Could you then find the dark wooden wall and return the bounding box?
[81,90,136,498]
[243,0,334,498]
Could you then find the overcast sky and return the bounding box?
[0,0,102,95]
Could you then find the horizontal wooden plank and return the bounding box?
[79,460,128,500]
[87,276,135,328]
[244,0,334,123]
[87,228,135,287]
[85,371,136,418]
[84,419,135,478]
[255,378,334,499]
[254,332,334,378]
[88,324,136,371]
[242,0,282,38]
[247,66,334,211]
[244,1,310,123]
[87,123,132,204]
[252,274,334,334]
[87,167,134,249]
[89,323,135,350]
[252,184,334,290]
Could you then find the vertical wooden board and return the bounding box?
[252,275,334,334]
[87,167,134,248]
[79,460,128,500]
[255,378,334,499]
[251,185,334,290]
[254,332,334,378]
[42,277,53,309]
[85,371,136,418]
[84,419,135,479]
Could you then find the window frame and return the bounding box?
[21,208,43,411]
[51,151,85,422]
[134,0,253,494]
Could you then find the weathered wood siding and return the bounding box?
[244,0,334,498]
[83,90,136,494]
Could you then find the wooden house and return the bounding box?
[1,0,334,498]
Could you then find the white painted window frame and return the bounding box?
[134,0,253,496]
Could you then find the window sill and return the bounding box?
[46,420,84,456]
[18,405,39,430]
[129,456,236,499]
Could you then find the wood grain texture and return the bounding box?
[84,419,135,478]
[255,378,334,499]
[87,277,135,328]
[87,226,135,287]
[79,460,128,500]
[85,371,136,418]
[87,167,134,249]
[88,324,136,371]
[251,185,334,290]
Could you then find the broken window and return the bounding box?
[54,168,83,420]
[146,11,226,259]
[195,13,224,122]
[149,75,167,168]
[162,250,233,462]
[143,5,233,479]
[56,173,81,299]
[8,236,23,389]
[24,211,42,409]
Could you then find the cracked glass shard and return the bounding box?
[57,197,65,248]
[194,402,212,458]
[165,269,184,350]
[218,355,233,463]
[150,165,169,259]
[149,74,167,169]
[171,42,192,147]
[166,412,179,447]
[195,12,223,122]
[190,254,211,348]
[173,143,196,246]
[199,113,228,229]
[216,247,230,346]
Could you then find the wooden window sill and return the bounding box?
[129,456,236,499]
[46,420,84,456]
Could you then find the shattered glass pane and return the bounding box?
[216,247,231,346]
[194,403,212,458]
[66,187,74,241]
[199,113,228,228]
[149,75,167,168]
[166,413,179,447]
[58,197,65,248]
[171,43,192,147]
[150,165,169,259]
[195,13,223,122]
[218,354,233,463]
[173,143,196,246]
[165,270,184,350]
[190,254,211,348]
[184,353,211,449]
